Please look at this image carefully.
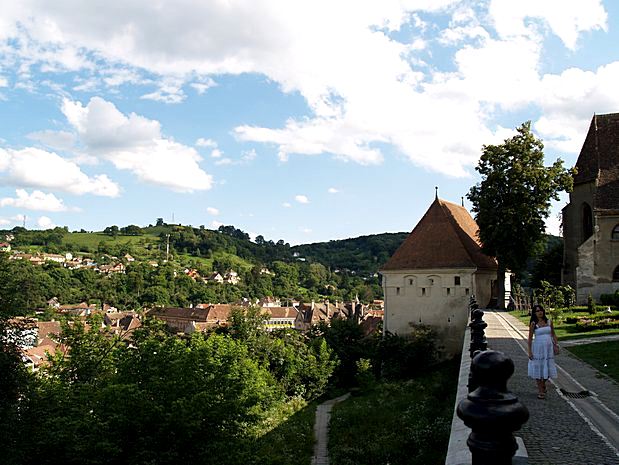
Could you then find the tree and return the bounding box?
[103,225,119,237]
[120,224,143,236]
[467,122,574,307]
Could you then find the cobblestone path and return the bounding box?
[485,310,619,465]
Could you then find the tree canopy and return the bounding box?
[467,121,574,305]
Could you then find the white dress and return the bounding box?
[527,322,558,380]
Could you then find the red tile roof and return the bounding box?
[380,198,497,271]
[264,306,298,319]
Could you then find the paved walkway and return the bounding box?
[311,393,350,465]
[484,310,619,465]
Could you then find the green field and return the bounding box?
[59,231,161,257]
[565,340,619,383]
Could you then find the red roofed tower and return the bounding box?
[380,197,498,357]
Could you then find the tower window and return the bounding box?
[422,288,426,296]
[454,276,461,286]
[465,288,470,295]
[396,287,400,295]
[612,224,619,240]
[409,278,414,285]
[446,288,451,295]
[613,266,619,282]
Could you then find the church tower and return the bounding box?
[562,113,619,303]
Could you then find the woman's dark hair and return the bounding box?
[530,304,548,324]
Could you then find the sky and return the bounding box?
[0,0,618,245]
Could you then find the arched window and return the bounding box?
[612,224,619,240]
[582,203,593,242]
[613,266,619,282]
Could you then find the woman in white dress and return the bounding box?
[527,304,559,399]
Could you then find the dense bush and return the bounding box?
[600,291,619,307]
[378,326,437,381]
[0,313,337,465]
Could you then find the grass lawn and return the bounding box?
[565,341,619,383]
[247,397,317,465]
[509,309,619,341]
[62,232,160,255]
[327,359,459,465]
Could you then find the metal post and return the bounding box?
[457,350,529,465]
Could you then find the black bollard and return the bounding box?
[469,297,479,320]
[468,349,482,393]
[457,351,529,465]
[469,308,487,357]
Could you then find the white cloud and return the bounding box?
[0,218,11,226]
[300,227,312,234]
[210,220,224,229]
[282,202,291,208]
[140,79,186,104]
[328,187,339,194]
[0,147,120,197]
[196,138,217,148]
[0,76,7,87]
[0,189,70,211]
[0,0,612,178]
[36,216,55,229]
[295,195,309,204]
[241,149,256,162]
[488,0,607,50]
[210,149,223,158]
[534,62,619,153]
[62,97,213,192]
[27,130,76,152]
[190,77,217,94]
[206,207,219,215]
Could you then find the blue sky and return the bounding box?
[1,0,618,244]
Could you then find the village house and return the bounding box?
[204,272,224,284]
[10,319,63,372]
[0,242,11,252]
[224,270,240,284]
[42,253,66,263]
[263,306,299,331]
[97,262,126,274]
[257,296,281,307]
[148,304,233,334]
[562,112,619,304]
[103,311,141,336]
[380,197,500,357]
[57,302,97,317]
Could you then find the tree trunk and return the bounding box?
[496,263,506,309]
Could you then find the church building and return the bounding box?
[562,113,619,304]
[380,197,498,357]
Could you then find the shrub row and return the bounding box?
[565,312,619,324]
[574,318,619,332]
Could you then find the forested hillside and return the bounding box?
[292,232,409,276]
[0,223,409,308]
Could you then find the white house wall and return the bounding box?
[382,268,494,357]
